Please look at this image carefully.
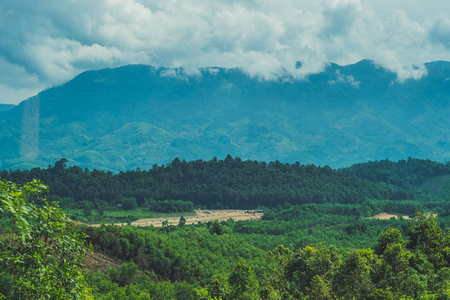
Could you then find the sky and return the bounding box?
[0,0,450,104]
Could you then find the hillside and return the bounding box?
[1,60,450,171]
[2,160,450,299]
[3,157,446,211]
[419,174,450,198]
[0,104,14,112]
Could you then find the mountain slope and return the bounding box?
[1,60,450,171]
[0,104,15,112]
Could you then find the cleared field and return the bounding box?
[368,212,411,220]
[89,210,263,227]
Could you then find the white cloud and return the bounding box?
[428,15,450,49]
[0,0,449,103]
[0,84,41,105]
[329,71,361,88]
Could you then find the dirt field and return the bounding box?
[368,212,411,220]
[89,210,263,227]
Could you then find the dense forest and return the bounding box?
[3,156,446,211]
[80,210,450,299]
[1,157,450,299]
[344,158,450,187]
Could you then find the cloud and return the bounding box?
[429,16,450,49]
[329,70,360,88]
[0,0,449,103]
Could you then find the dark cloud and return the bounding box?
[429,17,450,49]
[0,0,449,104]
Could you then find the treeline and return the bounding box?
[343,157,450,187]
[0,156,425,210]
[148,199,194,213]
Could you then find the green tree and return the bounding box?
[407,210,449,268]
[106,262,139,287]
[308,275,332,300]
[208,275,229,299]
[178,216,186,227]
[332,249,374,299]
[0,179,90,299]
[285,244,338,293]
[375,228,405,255]
[122,197,138,211]
[396,268,428,299]
[228,260,259,300]
[367,289,393,300]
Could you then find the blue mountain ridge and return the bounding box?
[1,60,449,171]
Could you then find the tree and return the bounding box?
[407,211,441,252]
[397,268,428,299]
[375,228,405,255]
[285,244,338,293]
[122,197,138,211]
[178,216,186,227]
[228,260,259,300]
[407,210,449,268]
[308,275,332,300]
[332,250,374,299]
[367,289,393,300]
[0,179,90,299]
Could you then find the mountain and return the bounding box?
[0,104,15,112]
[1,60,450,171]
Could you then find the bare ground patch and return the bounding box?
[85,210,263,227]
[83,250,122,272]
[368,212,411,220]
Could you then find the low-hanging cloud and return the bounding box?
[0,0,449,104]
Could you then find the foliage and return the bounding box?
[0,179,90,299]
[83,223,266,285]
[148,199,194,213]
[2,158,450,299]
[343,157,450,187]
[1,157,420,211]
[228,260,259,300]
[73,205,449,299]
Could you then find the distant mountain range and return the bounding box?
[1,60,449,171]
[0,104,14,112]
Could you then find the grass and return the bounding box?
[64,207,196,224]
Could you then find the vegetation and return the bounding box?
[1,156,430,212]
[0,179,90,299]
[1,158,450,298]
[2,61,450,172]
[344,157,450,187]
[66,207,196,225]
[78,209,449,299]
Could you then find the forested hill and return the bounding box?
[343,157,450,187]
[2,157,445,210]
[1,60,450,171]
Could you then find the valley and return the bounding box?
[1,157,450,299]
[1,1,449,298]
